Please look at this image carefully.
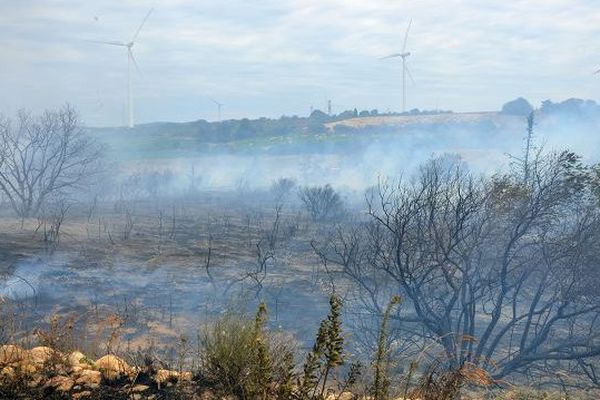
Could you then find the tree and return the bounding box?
[299,184,345,222]
[316,153,600,382]
[0,105,103,218]
[270,177,297,206]
[501,97,534,116]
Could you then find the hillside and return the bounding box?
[89,111,514,160]
[87,98,600,174]
[324,111,502,130]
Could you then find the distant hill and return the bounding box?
[88,98,600,161]
[325,112,506,131]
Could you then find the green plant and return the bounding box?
[298,294,345,399]
[198,303,295,400]
[276,350,296,400]
[373,295,401,400]
[249,302,271,400]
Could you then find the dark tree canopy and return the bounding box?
[501,97,534,116]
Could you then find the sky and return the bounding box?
[1,0,599,126]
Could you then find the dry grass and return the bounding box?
[324,112,506,131]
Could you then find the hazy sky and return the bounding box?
[1,0,599,126]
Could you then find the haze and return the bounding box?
[1,2,600,399]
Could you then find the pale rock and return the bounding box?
[27,346,57,365]
[155,368,179,384]
[337,392,354,400]
[95,354,131,380]
[75,369,102,388]
[131,384,150,392]
[17,361,38,375]
[27,376,43,388]
[0,345,25,365]
[72,365,83,375]
[43,375,74,392]
[180,371,193,381]
[68,351,91,368]
[0,366,15,379]
[72,391,92,399]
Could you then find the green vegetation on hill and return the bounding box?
[88,98,600,161]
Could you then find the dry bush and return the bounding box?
[299,184,345,222]
[497,388,572,400]
[409,360,495,400]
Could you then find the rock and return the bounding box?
[131,384,150,392]
[27,376,43,388]
[0,345,25,365]
[75,369,102,388]
[0,366,15,379]
[17,361,38,375]
[72,365,83,375]
[337,392,354,400]
[27,346,57,365]
[95,354,130,380]
[180,371,193,381]
[155,369,179,384]
[68,351,92,368]
[43,375,74,392]
[72,391,92,400]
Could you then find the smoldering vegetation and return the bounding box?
[0,100,599,399]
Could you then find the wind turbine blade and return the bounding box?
[402,18,412,53]
[405,63,415,84]
[595,68,600,75]
[131,8,154,42]
[129,49,142,74]
[380,53,403,60]
[86,39,127,47]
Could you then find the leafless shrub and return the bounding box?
[34,197,71,252]
[271,177,297,205]
[299,184,345,222]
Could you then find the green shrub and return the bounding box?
[198,303,295,400]
[373,295,401,400]
[298,294,346,399]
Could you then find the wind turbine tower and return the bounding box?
[210,98,224,122]
[381,19,414,113]
[89,8,153,128]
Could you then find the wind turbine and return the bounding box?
[89,8,153,128]
[209,98,224,122]
[381,19,414,113]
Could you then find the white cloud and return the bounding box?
[0,0,598,125]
